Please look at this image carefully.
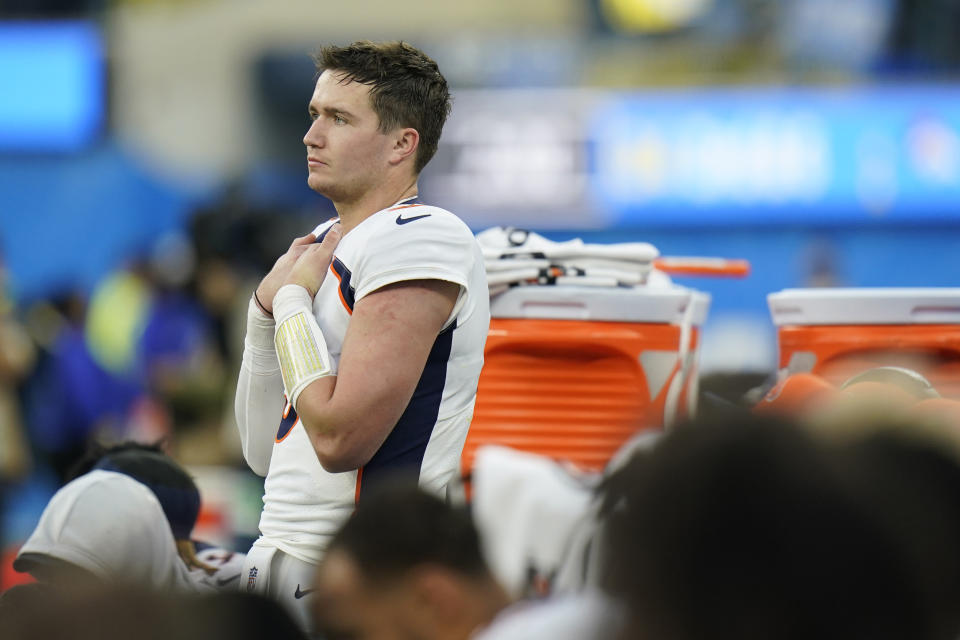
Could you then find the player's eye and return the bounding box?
[333,114,347,125]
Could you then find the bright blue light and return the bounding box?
[0,21,105,152]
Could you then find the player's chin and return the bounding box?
[306,174,331,195]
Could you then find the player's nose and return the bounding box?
[303,119,325,148]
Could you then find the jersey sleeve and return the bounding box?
[352,209,477,303]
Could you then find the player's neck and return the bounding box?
[335,179,419,234]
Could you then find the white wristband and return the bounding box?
[273,285,333,411]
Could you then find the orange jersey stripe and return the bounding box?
[354,466,364,504]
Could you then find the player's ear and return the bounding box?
[389,128,419,166]
[408,565,464,623]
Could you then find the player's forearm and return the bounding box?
[295,380,391,473]
[235,366,284,475]
[235,296,284,475]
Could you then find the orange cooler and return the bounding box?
[768,288,960,398]
[462,286,710,474]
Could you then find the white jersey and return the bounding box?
[237,198,490,565]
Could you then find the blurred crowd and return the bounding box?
[0,193,332,489]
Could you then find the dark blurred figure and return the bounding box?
[187,185,325,380]
[0,257,35,484]
[138,242,231,465]
[312,483,511,640]
[139,241,226,440]
[80,232,231,464]
[697,371,772,415]
[0,583,308,640]
[837,427,960,640]
[0,259,37,590]
[600,412,929,640]
[802,236,843,288]
[0,0,104,17]
[20,292,144,482]
[886,0,960,73]
[184,199,279,465]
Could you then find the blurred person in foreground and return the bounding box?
[313,482,624,640]
[747,366,960,639]
[235,40,489,629]
[0,582,308,640]
[836,426,960,640]
[311,483,511,640]
[787,372,960,640]
[600,412,931,640]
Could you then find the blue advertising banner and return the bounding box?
[590,86,960,225]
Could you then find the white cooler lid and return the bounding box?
[491,285,710,325]
[768,288,960,326]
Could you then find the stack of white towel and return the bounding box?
[476,227,669,295]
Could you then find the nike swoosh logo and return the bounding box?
[396,213,431,225]
[294,584,316,599]
[217,574,240,587]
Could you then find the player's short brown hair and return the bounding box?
[315,41,451,174]
[327,483,489,582]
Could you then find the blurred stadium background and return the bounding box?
[1,0,959,585]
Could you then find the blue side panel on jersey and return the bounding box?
[357,322,455,502]
[330,258,356,311]
[276,404,298,441]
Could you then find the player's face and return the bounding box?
[303,70,395,203]
[312,551,426,640]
